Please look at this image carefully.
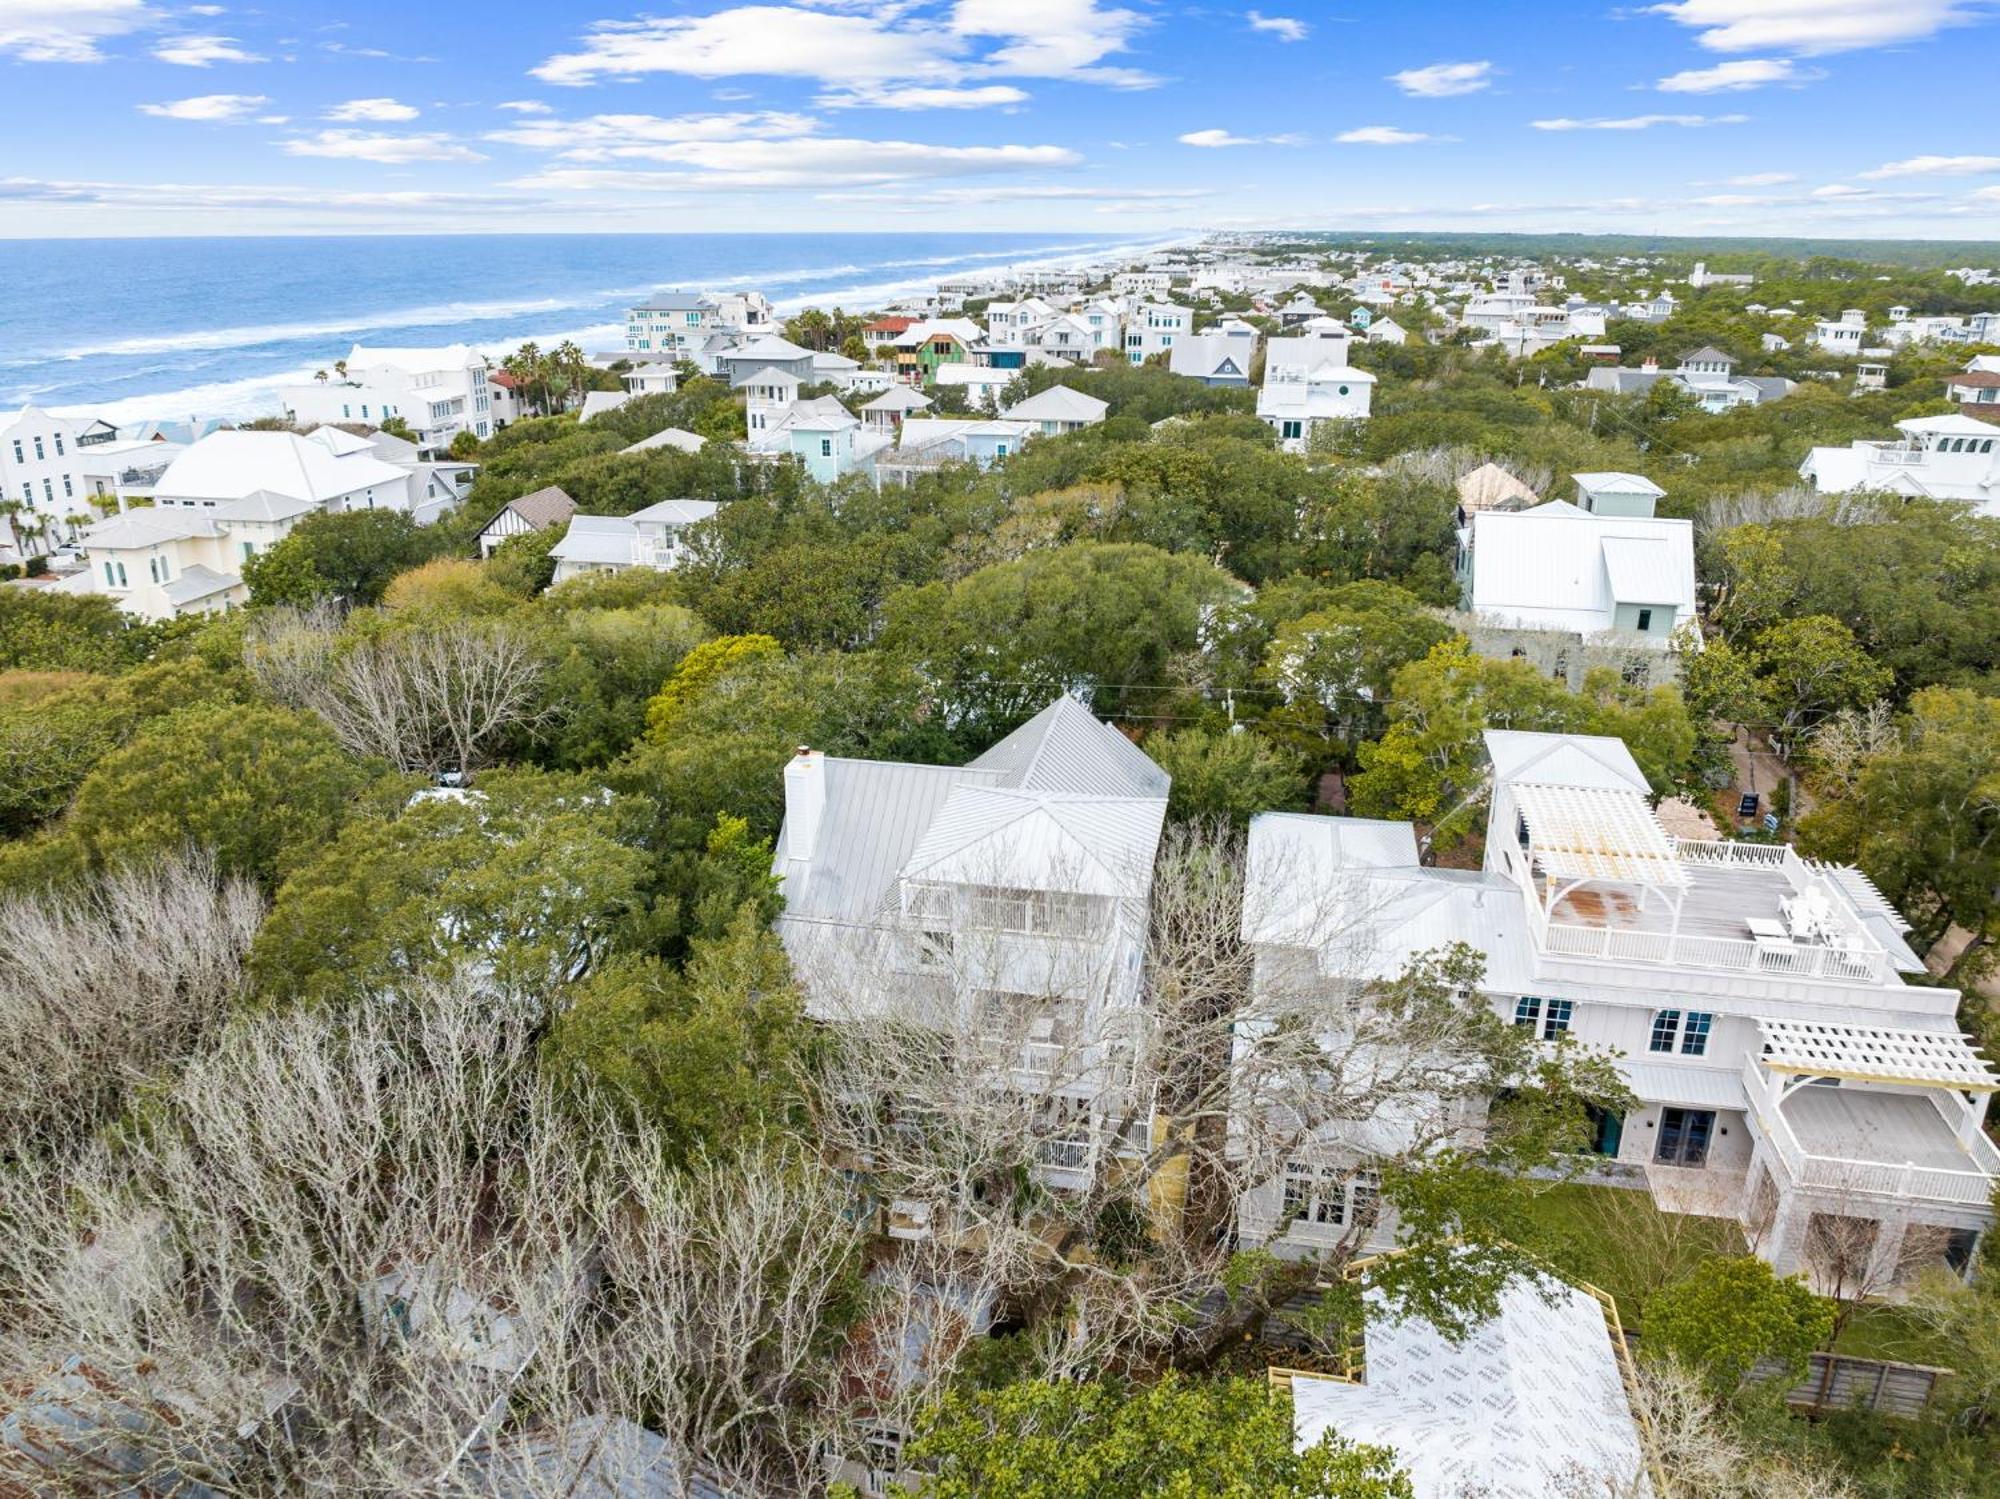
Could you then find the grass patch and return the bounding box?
[1523,1181,1746,1331]
[1830,1304,1959,1368]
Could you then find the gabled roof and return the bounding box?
[1572,470,1666,498]
[902,788,1166,897]
[79,508,222,548]
[549,514,637,566]
[861,385,933,413]
[489,485,576,532]
[774,395,859,432]
[1467,503,1694,635]
[212,488,320,523]
[1485,730,1650,795]
[1000,385,1109,424]
[160,564,240,607]
[1679,344,1736,365]
[722,334,815,363]
[1455,462,1538,513]
[622,427,707,454]
[579,391,630,422]
[346,342,480,374]
[628,498,718,527]
[1900,413,2000,437]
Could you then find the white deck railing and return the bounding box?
[1543,920,1886,984]
[1743,1061,2000,1208]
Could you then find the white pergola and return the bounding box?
[1512,781,1687,923]
[1757,1019,1999,1092]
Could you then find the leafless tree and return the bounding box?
[791,819,1622,1389]
[0,851,261,1164]
[1629,1357,1860,1499]
[247,605,547,777]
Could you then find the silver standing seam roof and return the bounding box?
[773,696,1170,924]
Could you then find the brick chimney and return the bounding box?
[784,747,825,862]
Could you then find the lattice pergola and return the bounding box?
[1757,1018,2000,1092]
[1513,782,1688,889]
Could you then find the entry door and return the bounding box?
[1655,1107,1714,1167]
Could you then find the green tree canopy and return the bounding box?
[243,509,439,607]
[1642,1255,1833,1396]
[1145,726,1307,825]
[889,1372,1411,1499]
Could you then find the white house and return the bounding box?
[860,384,933,433]
[548,498,719,583]
[0,406,121,556]
[1585,347,1793,412]
[1242,730,1998,1291]
[715,336,819,389]
[1945,368,2000,410]
[1122,303,1191,364]
[772,697,1170,1202]
[1812,309,1868,356]
[929,362,1014,411]
[278,344,496,448]
[741,368,804,439]
[1800,415,2000,516]
[999,385,1108,436]
[1167,331,1257,387]
[1257,330,1374,452]
[1456,490,1695,688]
[621,363,680,397]
[625,288,773,355]
[1027,314,1105,365]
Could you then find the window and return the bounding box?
[1636,608,1654,631]
[1282,1162,1379,1231]
[1541,999,1574,1039]
[8,440,19,464]
[1279,420,1303,441]
[32,437,44,461]
[1649,1009,1681,1053]
[820,438,833,458]
[61,474,72,498]
[1680,1010,1713,1056]
[1514,995,1541,1029]
[148,555,167,584]
[41,479,52,503]
[53,434,63,457]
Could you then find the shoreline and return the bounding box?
[41,231,1195,426]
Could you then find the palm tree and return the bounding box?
[553,340,587,409]
[314,369,329,383]
[333,359,348,380]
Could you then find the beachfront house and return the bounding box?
[278,344,497,449]
[0,406,122,557]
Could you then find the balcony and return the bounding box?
[1743,1056,2000,1209]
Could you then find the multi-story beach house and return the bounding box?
[1800,415,2000,517]
[547,499,719,583]
[1256,329,1375,452]
[278,345,497,449]
[0,406,122,557]
[1238,730,1997,1291]
[771,698,1170,1217]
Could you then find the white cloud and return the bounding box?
[1176,127,1306,147]
[496,99,553,113]
[0,0,151,62]
[488,110,819,155]
[819,83,1028,108]
[1531,112,1748,130]
[1858,154,2000,179]
[0,174,535,213]
[153,32,262,65]
[1657,57,1815,91]
[1725,170,1796,185]
[531,0,1153,90]
[256,113,289,123]
[325,97,420,122]
[1246,10,1307,42]
[1972,186,2000,202]
[1337,125,1434,145]
[509,137,1079,191]
[819,182,1208,203]
[281,129,486,163]
[186,3,224,12]
[137,91,269,121]
[1387,60,1492,97]
[1647,0,1979,55]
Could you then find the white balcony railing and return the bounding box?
[1543,920,1886,984]
[1743,1060,2000,1208]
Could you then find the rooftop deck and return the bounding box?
[1786,1089,1974,1174]
[1530,840,1890,985]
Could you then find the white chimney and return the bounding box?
[784,748,825,863]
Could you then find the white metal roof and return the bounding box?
[549,514,636,566]
[1467,501,1694,636]
[621,427,706,454]
[1001,385,1109,423]
[1512,781,1687,888]
[1616,1059,1745,1110]
[1291,1274,1646,1499]
[1485,730,1649,795]
[1572,470,1666,497]
[1756,1019,1999,1090]
[902,788,1165,898]
[152,430,410,505]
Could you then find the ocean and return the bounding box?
[0,231,1178,423]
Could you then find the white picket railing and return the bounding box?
[1543,920,1887,984]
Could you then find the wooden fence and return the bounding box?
[1761,1350,1952,1419]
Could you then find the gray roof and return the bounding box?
[161,564,240,606]
[213,488,320,523]
[550,514,636,566]
[775,759,997,922]
[1679,345,1736,366]
[969,696,1169,798]
[621,427,707,454]
[497,484,577,531]
[628,498,718,527]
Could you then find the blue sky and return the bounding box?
[3,0,1998,237]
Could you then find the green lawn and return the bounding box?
[1522,1183,1961,1368]
[1523,1182,1746,1331]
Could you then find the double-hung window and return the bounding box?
[1679,1011,1713,1056]
[1282,1162,1380,1230]
[1649,1009,1682,1053]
